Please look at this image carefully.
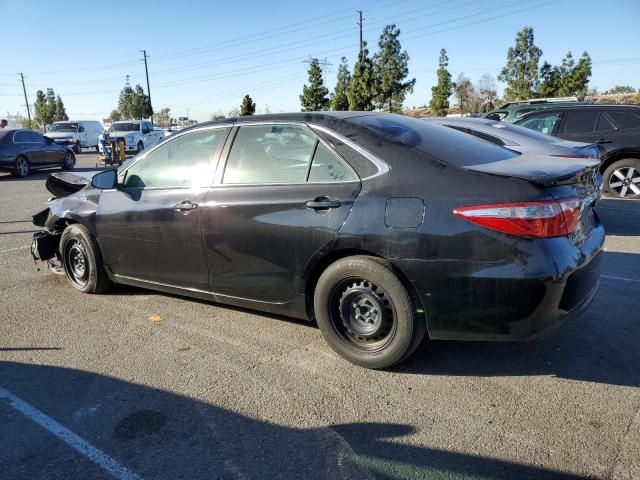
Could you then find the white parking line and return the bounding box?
[602,275,640,284]
[0,245,29,254]
[0,387,141,480]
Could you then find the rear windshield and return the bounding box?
[348,114,519,166]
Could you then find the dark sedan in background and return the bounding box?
[515,105,640,198]
[31,113,603,369]
[0,129,75,178]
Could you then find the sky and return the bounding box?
[1,0,639,122]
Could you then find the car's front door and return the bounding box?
[200,123,362,303]
[95,126,230,289]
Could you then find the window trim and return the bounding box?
[214,122,361,187]
[13,130,36,144]
[116,124,231,191]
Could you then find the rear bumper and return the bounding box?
[395,223,605,341]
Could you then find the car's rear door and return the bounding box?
[13,130,45,165]
[95,126,230,290]
[554,109,616,144]
[200,123,361,303]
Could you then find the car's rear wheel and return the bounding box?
[74,141,82,154]
[314,256,426,369]
[12,155,29,178]
[61,150,76,170]
[60,224,112,293]
[603,159,640,199]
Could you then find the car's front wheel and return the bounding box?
[74,141,82,154]
[603,158,640,199]
[61,150,76,170]
[12,155,30,178]
[60,224,112,293]
[314,256,426,369]
[136,141,144,153]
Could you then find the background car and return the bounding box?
[0,129,75,177]
[425,116,600,158]
[484,97,584,122]
[47,120,103,153]
[515,105,640,198]
[32,113,603,369]
[98,120,164,154]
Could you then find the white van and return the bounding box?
[46,121,103,153]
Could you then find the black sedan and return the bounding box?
[31,113,604,369]
[0,128,75,178]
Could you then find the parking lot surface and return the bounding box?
[1,153,639,479]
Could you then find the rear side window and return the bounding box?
[14,131,30,143]
[308,142,357,182]
[223,125,316,184]
[517,113,561,134]
[595,113,616,132]
[349,115,518,167]
[560,110,598,133]
[607,110,640,130]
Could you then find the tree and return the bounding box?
[454,73,479,115]
[153,107,171,127]
[347,42,377,111]
[210,111,225,120]
[33,90,48,128]
[228,107,240,117]
[240,94,256,116]
[477,74,499,112]
[109,110,122,122]
[116,82,152,119]
[54,95,68,121]
[429,48,453,116]
[499,26,542,101]
[538,51,592,97]
[603,85,636,95]
[373,24,415,112]
[300,58,330,111]
[117,84,135,119]
[636,90,640,104]
[330,57,351,111]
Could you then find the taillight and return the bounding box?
[453,197,582,238]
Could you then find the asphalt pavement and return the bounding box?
[1,152,639,480]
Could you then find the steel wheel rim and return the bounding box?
[609,167,640,197]
[16,158,28,176]
[329,278,397,352]
[64,239,89,287]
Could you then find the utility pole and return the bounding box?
[140,50,153,122]
[19,73,31,124]
[302,56,333,85]
[356,10,364,56]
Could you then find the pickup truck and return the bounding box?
[98,120,164,154]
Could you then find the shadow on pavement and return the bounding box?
[596,199,640,236]
[0,361,584,479]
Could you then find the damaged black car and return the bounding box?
[32,112,604,369]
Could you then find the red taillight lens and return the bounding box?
[453,197,582,238]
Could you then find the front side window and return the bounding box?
[518,113,561,134]
[109,122,140,133]
[49,123,78,132]
[122,128,229,189]
[28,131,44,143]
[223,125,317,184]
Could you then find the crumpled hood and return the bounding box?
[45,170,102,198]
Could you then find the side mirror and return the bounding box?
[78,126,86,133]
[91,169,118,190]
[142,128,151,134]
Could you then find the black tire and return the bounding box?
[60,224,112,293]
[136,141,144,153]
[602,158,640,199]
[74,141,82,154]
[12,155,30,178]
[95,145,100,153]
[313,256,426,369]
[61,150,76,170]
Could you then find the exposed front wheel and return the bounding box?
[136,141,144,153]
[603,159,640,199]
[314,256,426,369]
[62,150,76,170]
[12,155,30,178]
[60,224,112,293]
[74,141,82,154]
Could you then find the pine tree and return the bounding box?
[33,90,48,128]
[109,110,122,122]
[240,94,256,116]
[499,27,542,101]
[300,58,330,111]
[330,57,351,111]
[130,85,153,119]
[566,52,591,97]
[54,95,68,121]
[429,49,453,116]
[373,24,415,113]
[347,42,377,111]
[117,84,135,119]
[538,52,592,97]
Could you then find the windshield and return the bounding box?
[109,122,140,133]
[49,122,78,132]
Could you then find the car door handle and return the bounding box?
[305,198,341,209]
[173,200,198,213]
